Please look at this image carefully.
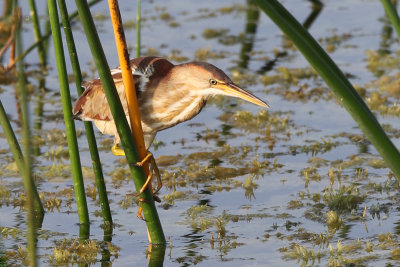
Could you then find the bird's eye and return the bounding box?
[209,79,217,85]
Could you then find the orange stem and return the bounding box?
[108,0,152,243]
[107,0,147,161]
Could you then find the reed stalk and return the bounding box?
[57,0,112,225]
[14,3,38,265]
[0,8,44,220]
[32,79,45,156]
[380,0,400,43]
[108,0,147,163]
[108,0,165,243]
[28,0,46,67]
[10,0,102,70]
[42,17,51,61]
[0,96,44,219]
[47,0,89,226]
[75,0,165,244]
[255,0,400,179]
[0,99,43,266]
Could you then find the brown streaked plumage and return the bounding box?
[73,56,269,149]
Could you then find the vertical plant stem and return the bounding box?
[47,0,90,227]
[14,4,38,266]
[0,87,44,218]
[0,102,23,172]
[255,0,400,179]
[108,0,161,243]
[28,0,46,66]
[32,78,45,156]
[10,0,102,70]
[108,0,164,243]
[108,0,147,162]
[136,0,141,57]
[380,0,400,43]
[42,6,51,61]
[9,6,44,218]
[75,0,165,244]
[57,0,112,225]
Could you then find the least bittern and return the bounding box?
[73,56,269,200]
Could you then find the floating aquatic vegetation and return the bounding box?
[323,185,365,212]
[260,66,318,86]
[366,49,400,75]
[3,245,28,266]
[282,243,323,265]
[49,239,103,265]
[194,48,228,61]
[162,190,186,206]
[0,227,20,239]
[326,210,343,234]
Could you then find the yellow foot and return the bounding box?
[137,205,144,220]
[112,143,125,156]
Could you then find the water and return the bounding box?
[1,0,400,266]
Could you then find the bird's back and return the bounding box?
[73,56,174,129]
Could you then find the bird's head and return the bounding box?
[173,62,269,108]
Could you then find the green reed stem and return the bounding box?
[12,0,101,68]
[0,98,44,221]
[136,0,141,57]
[28,0,46,67]
[0,7,44,220]
[380,0,400,43]
[14,5,44,219]
[42,6,51,62]
[14,4,39,265]
[32,78,45,156]
[255,0,400,179]
[74,0,165,244]
[57,0,112,225]
[47,0,89,226]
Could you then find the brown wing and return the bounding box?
[73,56,174,122]
[73,77,127,121]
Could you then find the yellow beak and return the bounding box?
[217,82,270,108]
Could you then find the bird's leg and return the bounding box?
[135,152,162,200]
[112,144,162,196]
[137,206,144,220]
[111,143,162,218]
[135,152,162,220]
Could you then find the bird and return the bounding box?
[73,56,269,152]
